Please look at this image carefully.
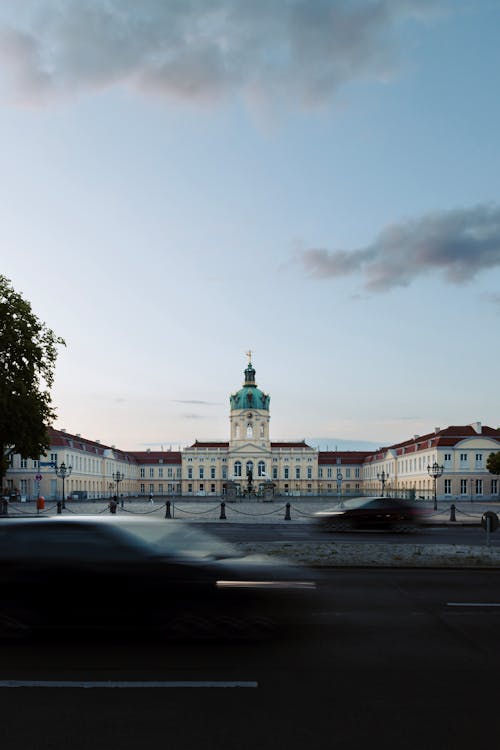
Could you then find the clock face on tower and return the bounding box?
[247,413,253,418]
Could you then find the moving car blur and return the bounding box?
[0,516,317,641]
[315,496,431,532]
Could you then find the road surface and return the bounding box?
[1,568,500,750]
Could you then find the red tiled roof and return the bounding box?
[367,425,500,458]
[364,451,390,463]
[129,452,182,464]
[319,451,372,465]
[48,427,127,457]
[49,428,178,464]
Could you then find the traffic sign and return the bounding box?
[35,474,43,481]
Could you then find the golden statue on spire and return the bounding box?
[245,349,252,363]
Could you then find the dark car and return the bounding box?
[0,516,317,641]
[315,496,431,532]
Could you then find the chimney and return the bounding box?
[413,435,419,440]
[434,427,440,434]
[76,433,81,438]
[471,421,482,434]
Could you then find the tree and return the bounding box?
[486,451,500,494]
[0,275,65,490]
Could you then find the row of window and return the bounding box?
[184,483,362,494]
[16,454,131,477]
[186,465,318,480]
[139,484,180,495]
[186,457,227,462]
[395,453,486,476]
[188,467,228,479]
[444,479,497,495]
[319,467,360,479]
[365,452,490,478]
[139,467,182,478]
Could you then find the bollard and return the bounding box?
[57,501,62,515]
[481,511,499,547]
[1,499,8,516]
[220,501,226,520]
[285,502,291,521]
[121,497,124,509]
[165,500,171,519]
[449,504,456,522]
[109,499,117,514]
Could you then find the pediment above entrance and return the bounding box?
[452,437,500,450]
[229,442,271,456]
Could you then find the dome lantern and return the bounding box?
[230,358,270,412]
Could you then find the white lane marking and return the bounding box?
[0,680,257,689]
[446,603,500,607]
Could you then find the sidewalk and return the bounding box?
[6,497,499,525]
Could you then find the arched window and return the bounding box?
[246,461,254,479]
[258,461,265,477]
[234,461,242,477]
[247,424,253,438]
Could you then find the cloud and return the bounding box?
[0,0,443,107]
[172,399,221,406]
[183,413,208,420]
[300,203,500,292]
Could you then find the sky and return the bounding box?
[1,0,499,451]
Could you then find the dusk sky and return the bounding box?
[1,0,499,450]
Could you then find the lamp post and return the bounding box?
[54,462,72,509]
[336,470,344,507]
[427,462,444,511]
[112,471,124,500]
[377,470,389,497]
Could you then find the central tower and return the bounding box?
[229,358,270,449]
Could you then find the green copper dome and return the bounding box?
[230,362,270,411]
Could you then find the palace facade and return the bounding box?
[4,360,500,502]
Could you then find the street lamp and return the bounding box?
[54,462,72,509]
[112,471,124,499]
[336,470,344,507]
[427,462,444,511]
[377,470,389,497]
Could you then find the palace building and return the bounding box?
[4,359,500,502]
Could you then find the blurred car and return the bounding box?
[315,496,431,532]
[0,516,317,641]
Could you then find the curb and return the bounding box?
[240,541,500,568]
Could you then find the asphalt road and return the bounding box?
[190,521,500,546]
[1,568,500,750]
